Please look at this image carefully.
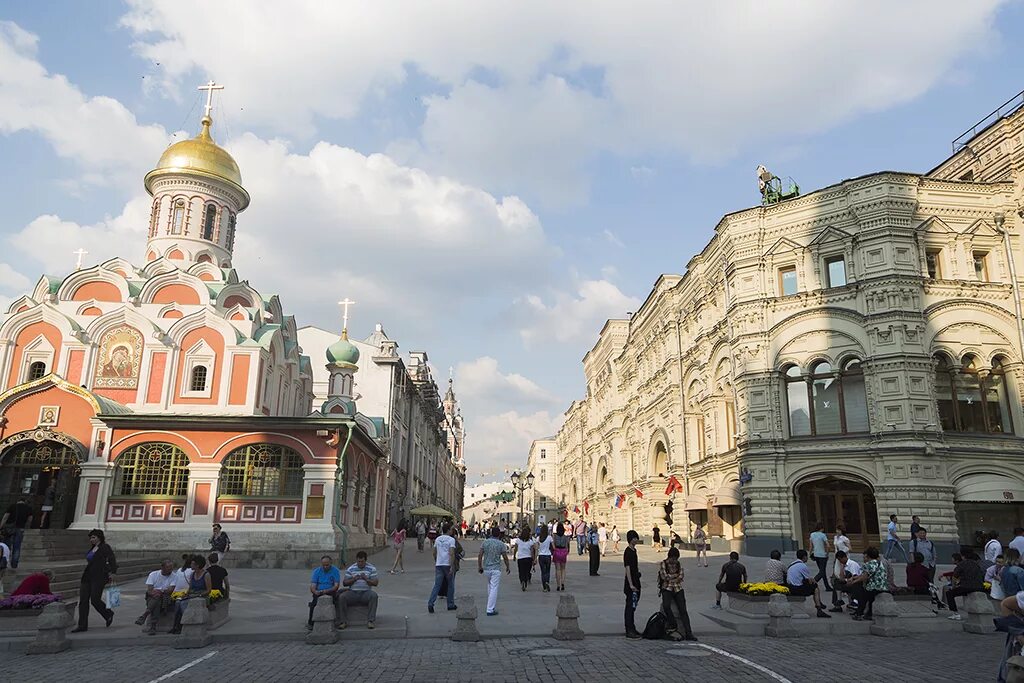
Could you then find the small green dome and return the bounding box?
[326,332,360,365]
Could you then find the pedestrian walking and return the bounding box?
[574,516,587,556]
[39,483,56,529]
[427,523,457,613]
[623,530,642,639]
[552,522,571,591]
[416,519,426,551]
[809,521,832,591]
[209,523,230,562]
[0,497,32,568]
[427,522,438,548]
[658,547,697,641]
[389,525,406,574]
[537,525,554,591]
[587,523,601,576]
[513,527,538,591]
[598,522,608,556]
[71,529,117,633]
[652,524,662,552]
[909,515,922,538]
[883,514,909,563]
[611,525,620,553]
[693,524,708,567]
[478,526,511,616]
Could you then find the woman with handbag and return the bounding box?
[551,522,571,591]
[72,528,117,632]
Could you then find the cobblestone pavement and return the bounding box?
[2,631,1003,683]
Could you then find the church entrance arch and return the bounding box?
[0,436,83,529]
[797,475,878,552]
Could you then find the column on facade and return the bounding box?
[184,462,222,526]
[301,463,337,530]
[73,460,116,529]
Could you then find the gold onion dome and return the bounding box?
[144,115,249,209]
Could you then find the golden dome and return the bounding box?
[144,116,249,209]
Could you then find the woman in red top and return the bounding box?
[11,570,54,596]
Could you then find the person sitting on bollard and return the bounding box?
[206,553,230,600]
[339,551,379,629]
[170,554,211,635]
[135,559,178,634]
[306,555,341,631]
[785,549,832,618]
[830,550,861,612]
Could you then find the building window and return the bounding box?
[778,266,798,296]
[539,496,547,507]
[973,251,989,281]
[825,256,847,287]
[219,444,305,497]
[540,469,546,482]
[171,201,185,235]
[540,448,546,459]
[695,416,706,457]
[784,360,869,437]
[189,365,208,393]
[202,203,217,241]
[725,400,737,449]
[925,249,942,279]
[935,354,1013,434]
[225,212,236,250]
[113,443,190,496]
[28,362,47,381]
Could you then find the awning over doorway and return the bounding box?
[409,504,453,517]
[954,473,1023,503]
[683,493,708,511]
[712,481,742,507]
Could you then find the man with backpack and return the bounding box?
[911,527,937,583]
[586,523,601,576]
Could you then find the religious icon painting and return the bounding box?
[37,405,59,427]
[93,325,144,389]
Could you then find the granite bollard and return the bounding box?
[552,594,584,640]
[452,595,480,642]
[307,595,338,644]
[175,599,212,649]
[869,593,904,637]
[25,601,72,655]
[962,591,992,634]
[765,593,797,638]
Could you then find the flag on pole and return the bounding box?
[583,500,590,514]
[610,495,618,510]
[664,475,684,496]
[616,495,625,509]
[573,505,580,513]
[634,488,644,499]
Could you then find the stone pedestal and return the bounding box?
[869,593,904,637]
[25,602,72,655]
[552,594,584,640]
[1006,655,1024,683]
[307,595,338,645]
[764,593,797,638]
[174,599,211,649]
[452,595,480,642]
[963,591,992,634]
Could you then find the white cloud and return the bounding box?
[121,1,1006,203]
[602,229,624,248]
[0,21,171,191]
[456,356,559,409]
[629,165,655,183]
[516,277,641,348]
[468,409,564,480]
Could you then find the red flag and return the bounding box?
[573,505,580,513]
[634,488,644,499]
[583,500,590,514]
[664,475,684,496]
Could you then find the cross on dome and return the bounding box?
[338,298,356,335]
[73,248,89,270]
[198,80,224,120]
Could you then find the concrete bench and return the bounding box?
[146,598,230,632]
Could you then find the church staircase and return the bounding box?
[5,530,163,597]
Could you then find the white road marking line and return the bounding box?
[144,650,218,683]
[693,643,794,683]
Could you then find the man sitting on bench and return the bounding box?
[786,549,832,618]
[306,555,341,631]
[339,550,379,630]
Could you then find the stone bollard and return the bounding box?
[174,599,212,649]
[552,594,584,640]
[868,593,904,637]
[307,595,338,645]
[452,595,480,642]
[962,591,992,634]
[25,602,72,655]
[765,593,797,638]
[1006,655,1024,683]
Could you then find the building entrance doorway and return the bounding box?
[0,441,81,529]
[798,476,878,552]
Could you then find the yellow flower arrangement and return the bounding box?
[170,591,188,600]
[208,590,223,600]
[983,581,992,592]
[737,582,790,596]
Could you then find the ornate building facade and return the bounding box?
[554,96,1024,557]
[0,95,388,564]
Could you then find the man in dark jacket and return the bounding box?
[0,497,33,568]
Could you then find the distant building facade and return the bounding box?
[525,438,559,523]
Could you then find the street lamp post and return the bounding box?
[510,470,535,527]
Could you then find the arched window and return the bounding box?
[28,361,47,381]
[190,365,208,392]
[225,212,236,250]
[114,443,189,496]
[202,203,217,241]
[785,360,869,437]
[171,200,185,235]
[935,354,1014,433]
[219,444,304,497]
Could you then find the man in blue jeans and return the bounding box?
[427,523,457,613]
[0,498,33,569]
[884,513,909,563]
[574,517,587,556]
[306,554,341,630]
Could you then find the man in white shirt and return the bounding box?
[136,559,179,634]
[829,550,862,612]
[984,531,1003,565]
[427,522,457,613]
[884,514,909,563]
[1010,528,1024,556]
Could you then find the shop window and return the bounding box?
[785,360,869,437]
[935,354,1013,434]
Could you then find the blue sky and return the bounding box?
[1,1,1022,485]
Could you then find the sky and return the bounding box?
[2,1,1023,488]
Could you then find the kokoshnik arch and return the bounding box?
[0,85,393,564]
[552,91,1024,558]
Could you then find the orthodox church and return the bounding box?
[0,86,389,563]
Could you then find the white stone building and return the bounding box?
[525,438,559,523]
[553,92,1024,557]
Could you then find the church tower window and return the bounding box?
[202,203,217,241]
[225,211,236,250]
[171,200,185,235]
[190,365,208,392]
[28,361,47,381]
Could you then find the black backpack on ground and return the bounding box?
[642,611,668,639]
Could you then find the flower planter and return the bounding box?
[726,592,808,619]
[0,600,75,632]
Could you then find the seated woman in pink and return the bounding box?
[11,570,54,596]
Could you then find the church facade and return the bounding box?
[0,97,389,564]
[553,95,1024,557]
